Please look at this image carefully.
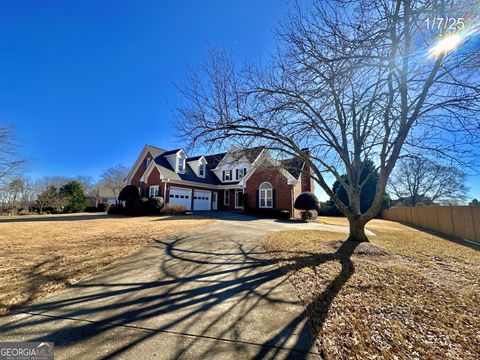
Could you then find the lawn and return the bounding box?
[262,217,480,359]
[0,213,214,315]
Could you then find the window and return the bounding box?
[236,167,247,180]
[149,185,159,197]
[223,170,232,181]
[199,164,205,177]
[224,190,230,205]
[146,157,152,168]
[178,158,185,173]
[259,182,273,208]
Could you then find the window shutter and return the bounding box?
[222,171,225,181]
[272,189,276,208]
[244,167,247,176]
[256,190,259,208]
[236,169,239,180]
[229,170,233,180]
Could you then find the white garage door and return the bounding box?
[193,190,211,211]
[168,187,192,210]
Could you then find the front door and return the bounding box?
[235,189,243,209]
[212,192,218,210]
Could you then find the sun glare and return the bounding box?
[429,33,463,57]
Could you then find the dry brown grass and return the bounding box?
[262,217,480,359]
[0,213,213,315]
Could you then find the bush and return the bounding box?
[161,204,187,215]
[148,197,164,214]
[85,206,99,212]
[245,208,291,219]
[118,185,140,202]
[97,203,110,212]
[107,204,124,215]
[301,209,318,222]
[294,192,320,211]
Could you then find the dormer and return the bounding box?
[164,149,188,174]
[187,156,208,178]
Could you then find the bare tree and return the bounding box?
[100,165,129,203]
[0,125,25,186]
[389,157,468,206]
[176,0,480,241]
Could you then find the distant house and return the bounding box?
[97,185,117,205]
[126,145,314,218]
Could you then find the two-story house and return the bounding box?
[126,145,314,218]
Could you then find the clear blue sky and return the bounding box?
[0,0,478,200]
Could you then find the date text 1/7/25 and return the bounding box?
[424,17,465,31]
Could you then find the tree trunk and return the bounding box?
[347,217,369,242]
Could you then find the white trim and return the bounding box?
[259,182,273,208]
[126,145,166,185]
[140,161,165,183]
[149,185,159,197]
[241,153,299,186]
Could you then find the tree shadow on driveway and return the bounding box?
[1,229,359,359]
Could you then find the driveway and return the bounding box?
[0,213,358,359]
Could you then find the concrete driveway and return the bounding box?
[0,213,357,359]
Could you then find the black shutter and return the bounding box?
[229,170,233,180]
[244,167,247,176]
[236,169,239,180]
[256,190,259,208]
[222,171,225,181]
[272,189,276,208]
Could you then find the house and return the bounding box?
[126,145,314,218]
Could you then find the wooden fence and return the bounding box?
[382,205,480,244]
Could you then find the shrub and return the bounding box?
[148,197,164,214]
[245,208,291,219]
[118,185,140,202]
[97,203,110,212]
[107,204,124,215]
[161,204,187,215]
[85,206,99,212]
[301,209,318,222]
[294,192,320,211]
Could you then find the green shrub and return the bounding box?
[85,206,99,212]
[97,203,110,212]
[148,197,164,214]
[118,185,140,202]
[107,204,124,215]
[294,192,320,211]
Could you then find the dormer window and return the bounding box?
[199,164,205,177]
[178,157,185,173]
[223,170,232,181]
[146,157,152,168]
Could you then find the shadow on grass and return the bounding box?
[389,221,480,252]
[1,223,358,359]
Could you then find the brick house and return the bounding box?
[126,145,314,218]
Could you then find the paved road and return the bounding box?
[0,213,358,359]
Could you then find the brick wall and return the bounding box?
[245,167,294,214]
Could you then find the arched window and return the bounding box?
[259,182,273,208]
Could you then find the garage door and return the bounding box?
[193,190,211,211]
[168,187,192,210]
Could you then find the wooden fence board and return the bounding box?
[382,205,480,244]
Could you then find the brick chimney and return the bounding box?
[300,148,314,193]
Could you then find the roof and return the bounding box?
[160,148,183,156]
[138,145,305,186]
[280,156,305,179]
